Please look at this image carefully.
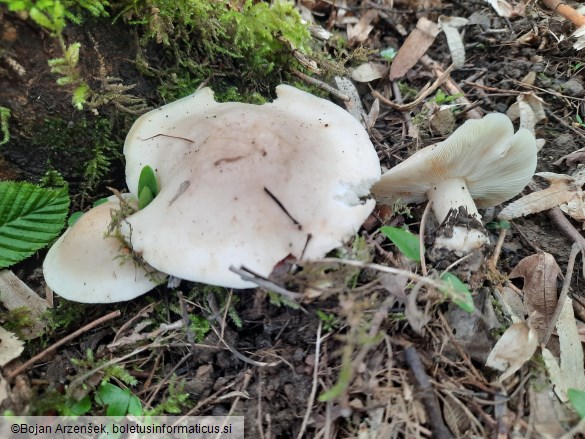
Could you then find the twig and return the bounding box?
[541,243,582,346]
[291,70,350,102]
[7,310,121,380]
[230,265,303,300]
[404,345,454,439]
[490,228,507,267]
[548,207,585,249]
[420,55,483,119]
[420,201,432,276]
[373,65,454,111]
[297,322,323,439]
[541,0,585,28]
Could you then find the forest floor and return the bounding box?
[2,0,585,437]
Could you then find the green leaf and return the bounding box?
[439,272,475,313]
[380,226,422,262]
[67,211,84,227]
[96,382,143,417]
[65,395,92,416]
[0,181,69,268]
[138,187,154,210]
[92,198,109,207]
[138,165,158,198]
[569,388,585,419]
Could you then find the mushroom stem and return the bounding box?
[426,178,489,252]
[426,177,480,223]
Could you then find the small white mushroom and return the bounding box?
[43,196,165,303]
[372,113,537,252]
[122,85,381,288]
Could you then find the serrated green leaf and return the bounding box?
[439,272,474,313]
[0,181,69,268]
[138,165,158,198]
[569,388,585,419]
[380,226,422,262]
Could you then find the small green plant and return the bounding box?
[486,219,510,231]
[47,42,90,110]
[316,310,339,332]
[137,165,159,210]
[0,106,10,146]
[95,382,143,416]
[575,114,585,128]
[380,226,423,262]
[189,314,211,342]
[434,89,462,105]
[380,47,397,61]
[439,272,474,313]
[0,181,69,268]
[147,378,190,415]
[569,388,585,419]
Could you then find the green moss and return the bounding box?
[1,307,35,338]
[31,117,120,200]
[117,0,313,102]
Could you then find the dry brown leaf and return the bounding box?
[506,92,546,134]
[485,318,538,381]
[499,173,581,220]
[0,270,50,339]
[390,17,440,80]
[553,147,585,170]
[346,9,378,44]
[542,297,585,401]
[509,252,561,341]
[0,327,24,367]
[438,16,469,68]
[485,0,525,17]
[350,62,389,82]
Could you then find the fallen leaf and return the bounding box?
[509,252,560,341]
[334,76,367,125]
[0,327,24,366]
[553,147,585,170]
[529,378,566,437]
[350,62,389,82]
[485,318,538,381]
[438,16,469,68]
[573,25,585,50]
[499,173,581,220]
[0,270,50,339]
[542,297,585,401]
[506,92,546,134]
[485,0,525,17]
[347,9,378,44]
[390,17,440,80]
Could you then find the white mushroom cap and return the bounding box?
[373,113,537,221]
[43,196,165,303]
[121,85,381,288]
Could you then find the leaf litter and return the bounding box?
[4,0,585,436]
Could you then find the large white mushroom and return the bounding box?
[372,113,537,252]
[121,85,381,288]
[43,196,165,303]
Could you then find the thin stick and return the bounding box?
[404,345,454,439]
[297,322,323,439]
[541,243,582,346]
[373,65,454,111]
[490,228,507,267]
[419,201,432,276]
[7,310,121,380]
[291,70,350,102]
[230,265,303,300]
[541,0,585,27]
